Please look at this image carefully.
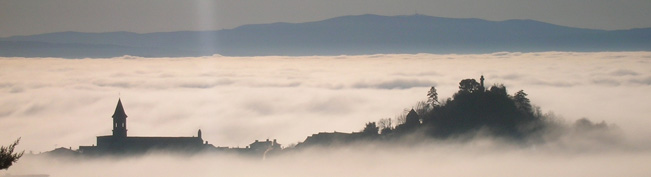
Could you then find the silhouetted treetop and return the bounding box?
[458,79,481,94]
[362,122,379,135]
[1,138,24,170]
[514,90,533,115]
[489,84,507,96]
[427,86,439,107]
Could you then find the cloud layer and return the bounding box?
[1,52,651,176]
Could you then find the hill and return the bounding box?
[293,76,619,148]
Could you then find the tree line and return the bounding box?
[351,76,614,143]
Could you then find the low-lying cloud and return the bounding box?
[1,52,651,176]
[8,136,651,177]
[352,79,436,89]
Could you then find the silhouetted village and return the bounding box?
[43,99,283,159]
[40,76,614,159]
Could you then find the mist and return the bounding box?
[9,138,651,177]
[2,52,651,176]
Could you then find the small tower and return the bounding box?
[480,75,485,91]
[197,129,202,139]
[112,99,128,138]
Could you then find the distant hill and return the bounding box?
[1,14,650,58]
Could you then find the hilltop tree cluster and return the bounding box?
[361,77,548,140]
[422,80,543,139]
[296,76,618,148]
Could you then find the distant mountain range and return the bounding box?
[1,14,650,58]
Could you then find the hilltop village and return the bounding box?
[45,99,282,158]
[42,76,614,159]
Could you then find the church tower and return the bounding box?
[112,98,128,138]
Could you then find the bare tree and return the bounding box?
[414,100,430,116]
[378,118,394,134]
[378,118,393,130]
[395,110,408,125]
[1,138,24,170]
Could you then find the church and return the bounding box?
[78,99,211,154]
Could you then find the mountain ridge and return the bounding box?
[1,14,649,58]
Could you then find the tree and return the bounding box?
[362,122,379,135]
[1,138,24,170]
[378,118,393,135]
[414,101,430,117]
[378,118,392,130]
[513,90,532,114]
[458,79,481,93]
[489,84,507,95]
[427,86,439,106]
[395,112,407,125]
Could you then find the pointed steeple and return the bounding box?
[112,98,127,118]
[112,98,128,137]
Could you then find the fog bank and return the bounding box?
[1,52,651,176]
[7,138,651,177]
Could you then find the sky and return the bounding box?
[1,0,651,37]
[2,52,651,176]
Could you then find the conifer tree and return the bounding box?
[1,138,24,170]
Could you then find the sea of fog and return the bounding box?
[1,52,651,176]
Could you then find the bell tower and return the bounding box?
[112,98,128,138]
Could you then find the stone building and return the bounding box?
[79,99,210,154]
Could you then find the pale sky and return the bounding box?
[1,0,650,37]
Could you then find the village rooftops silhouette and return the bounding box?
[76,99,282,157]
[77,99,282,155]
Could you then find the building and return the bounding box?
[249,139,281,153]
[79,99,211,154]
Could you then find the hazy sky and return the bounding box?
[1,0,650,37]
